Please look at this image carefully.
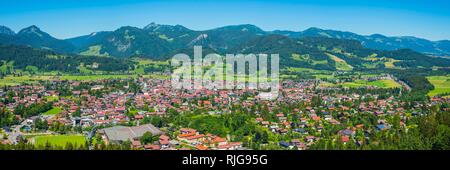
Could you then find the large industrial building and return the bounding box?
[99,124,163,144]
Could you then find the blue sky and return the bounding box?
[0,0,449,40]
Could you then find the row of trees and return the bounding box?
[0,140,133,150]
[14,102,53,118]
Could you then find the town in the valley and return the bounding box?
[1,73,448,150]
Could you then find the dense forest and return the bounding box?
[0,45,134,74]
[2,33,450,76]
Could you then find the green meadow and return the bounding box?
[34,135,87,148]
[0,73,171,86]
[427,75,450,97]
[326,79,402,88]
[342,79,401,88]
[0,75,53,86]
[43,107,63,115]
[59,74,138,81]
[326,53,353,71]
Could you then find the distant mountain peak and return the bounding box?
[143,22,159,30]
[86,31,110,37]
[217,24,262,30]
[22,25,40,31]
[237,24,260,28]
[369,34,387,38]
[18,25,46,37]
[304,27,323,31]
[143,22,190,31]
[0,25,15,35]
[1,24,450,57]
[89,32,99,36]
[212,24,266,36]
[303,27,356,36]
[118,25,139,30]
[10,25,75,52]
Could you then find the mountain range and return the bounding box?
[272,27,450,56]
[1,23,449,58]
[0,25,75,52]
[1,23,450,73]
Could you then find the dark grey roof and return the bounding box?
[102,124,162,142]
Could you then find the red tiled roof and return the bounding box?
[185,134,205,140]
[196,145,209,150]
[341,136,350,143]
[159,135,170,140]
[212,137,226,143]
[217,144,232,149]
[178,133,196,138]
[134,115,144,119]
[180,128,197,133]
[228,142,242,147]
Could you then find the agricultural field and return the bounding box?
[33,135,87,148]
[322,79,401,89]
[369,79,402,88]
[134,66,146,74]
[427,75,450,97]
[285,67,332,74]
[286,67,316,73]
[318,82,335,88]
[314,74,334,79]
[133,58,169,66]
[141,74,170,79]
[362,61,383,69]
[0,75,53,86]
[342,79,401,88]
[0,73,171,87]
[78,64,95,74]
[59,74,138,81]
[132,58,170,74]
[384,58,401,69]
[291,54,328,65]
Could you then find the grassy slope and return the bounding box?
[325,53,353,71]
[80,45,109,57]
[427,75,450,97]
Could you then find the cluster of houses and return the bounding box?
[97,125,242,150]
[176,128,243,150]
[0,85,46,111]
[250,80,432,149]
[1,77,449,150]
